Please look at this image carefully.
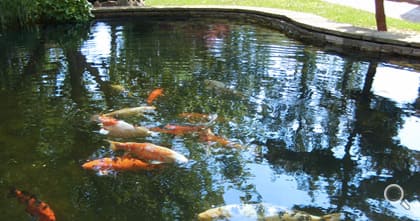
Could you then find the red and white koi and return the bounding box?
[93,115,151,138]
[107,140,188,164]
[10,188,56,221]
[198,203,341,221]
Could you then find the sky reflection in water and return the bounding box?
[0,18,419,221]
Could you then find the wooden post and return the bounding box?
[375,0,388,31]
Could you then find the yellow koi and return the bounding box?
[103,106,156,118]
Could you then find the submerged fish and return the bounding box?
[107,140,188,164]
[150,124,207,136]
[107,84,133,97]
[82,157,161,172]
[204,80,244,97]
[102,106,156,118]
[198,203,341,221]
[178,112,219,123]
[147,88,164,105]
[94,115,151,138]
[10,188,56,221]
[200,129,242,148]
[204,79,226,89]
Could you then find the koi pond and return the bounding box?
[0,17,419,221]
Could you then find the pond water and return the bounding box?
[0,17,419,221]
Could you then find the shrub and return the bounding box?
[37,0,93,24]
[0,0,92,31]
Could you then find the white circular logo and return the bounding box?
[384,184,411,210]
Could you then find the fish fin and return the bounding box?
[99,128,109,135]
[173,153,189,164]
[97,169,112,176]
[321,213,341,221]
[149,160,165,165]
[105,139,118,151]
[150,131,160,137]
[91,114,101,122]
[204,113,218,126]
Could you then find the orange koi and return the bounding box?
[107,140,188,164]
[93,115,151,138]
[10,188,56,221]
[147,88,164,105]
[149,124,207,136]
[200,129,242,148]
[82,157,161,172]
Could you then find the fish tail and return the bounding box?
[172,152,188,164]
[105,139,119,151]
[90,114,101,122]
[320,213,341,221]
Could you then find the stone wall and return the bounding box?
[91,6,420,58]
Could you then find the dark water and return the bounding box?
[0,17,419,221]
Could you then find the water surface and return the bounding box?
[0,17,419,221]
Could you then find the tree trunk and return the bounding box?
[375,0,387,31]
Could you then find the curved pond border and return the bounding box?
[92,6,420,58]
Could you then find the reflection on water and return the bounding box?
[0,17,419,221]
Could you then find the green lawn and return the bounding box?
[149,0,420,32]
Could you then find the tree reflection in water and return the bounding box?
[0,17,419,221]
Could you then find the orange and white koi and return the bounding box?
[10,188,56,221]
[82,157,161,172]
[102,106,156,118]
[147,88,164,105]
[150,124,207,136]
[107,140,188,164]
[198,203,341,221]
[93,115,151,138]
[200,129,242,148]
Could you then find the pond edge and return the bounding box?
[92,6,420,58]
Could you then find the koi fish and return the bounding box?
[147,88,164,105]
[9,188,56,221]
[93,115,151,138]
[107,140,188,164]
[178,112,219,123]
[107,84,133,97]
[200,129,242,148]
[82,157,161,172]
[102,106,156,118]
[204,80,244,97]
[150,124,207,136]
[198,203,341,221]
[109,84,126,92]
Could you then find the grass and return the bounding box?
[148,0,420,33]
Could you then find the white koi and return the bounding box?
[198,204,341,221]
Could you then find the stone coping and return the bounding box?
[92,6,420,58]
